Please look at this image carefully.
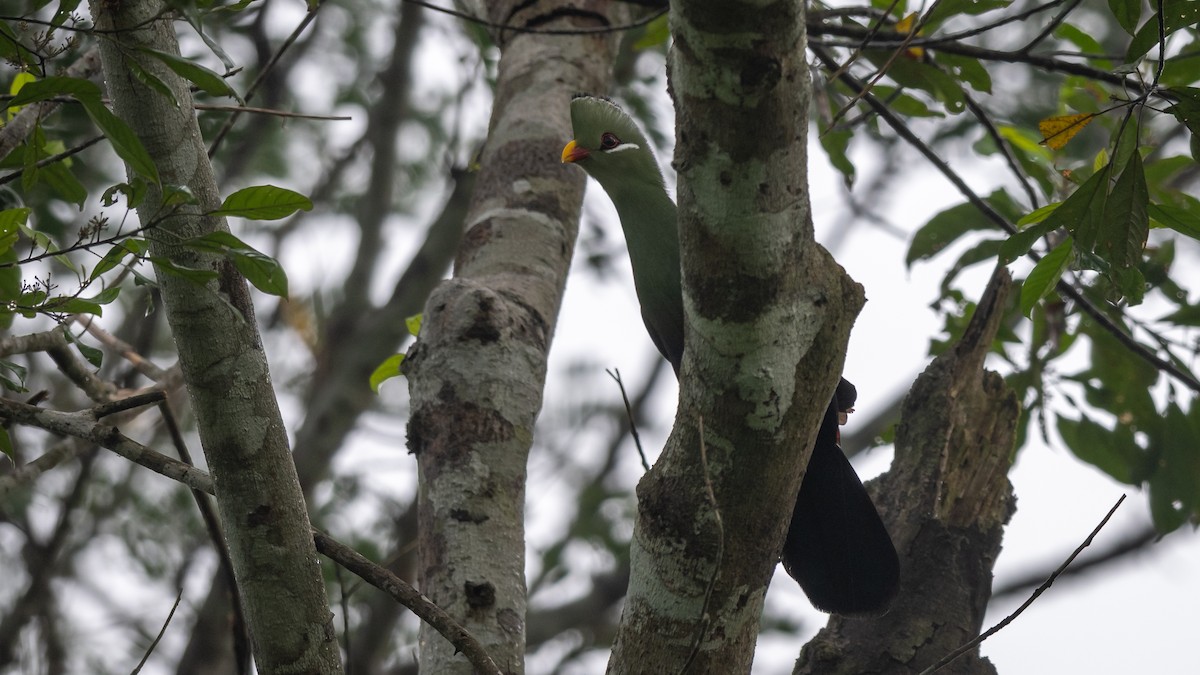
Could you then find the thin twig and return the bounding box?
[919,494,1126,675]
[73,316,169,382]
[809,25,1149,94]
[1018,0,1086,53]
[311,530,504,675]
[963,92,1039,209]
[336,565,353,673]
[992,522,1159,600]
[679,415,724,675]
[0,438,89,498]
[826,0,941,132]
[157,399,250,674]
[0,135,106,187]
[821,0,903,88]
[606,368,650,472]
[129,588,183,674]
[43,326,117,403]
[193,103,351,120]
[91,390,165,418]
[208,5,323,156]
[0,222,158,269]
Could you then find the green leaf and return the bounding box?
[0,427,12,459]
[1001,166,1116,263]
[183,231,290,297]
[101,179,148,208]
[877,56,966,113]
[906,200,994,267]
[1056,414,1145,485]
[1165,97,1200,137]
[1099,150,1148,269]
[1110,113,1140,176]
[369,354,406,393]
[1108,0,1142,35]
[177,6,239,72]
[1147,401,1200,532]
[936,53,992,94]
[0,359,29,393]
[91,286,122,305]
[42,296,103,316]
[633,14,669,50]
[1160,303,1200,326]
[40,162,88,208]
[148,256,220,284]
[8,75,102,106]
[1016,202,1060,227]
[939,238,1003,295]
[138,47,239,99]
[1056,23,1107,57]
[0,208,29,256]
[89,242,139,281]
[211,185,313,220]
[11,78,159,183]
[819,127,855,184]
[184,230,249,253]
[1000,216,1053,263]
[1149,203,1200,239]
[1127,0,1200,61]
[1020,237,1073,316]
[230,249,289,297]
[1112,265,1146,306]
[162,184,198,207]
[405,313,422,336]
[126,57,179,109]
[1062,163,1112,253]
[77,98,160,184]
[72,336,104,369]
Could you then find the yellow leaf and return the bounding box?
[1038,113,1096,150]
[895,12,919,34]
[6,72,36,120]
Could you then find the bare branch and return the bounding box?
[920,494,1127,674]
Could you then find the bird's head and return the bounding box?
[561,94,665,192]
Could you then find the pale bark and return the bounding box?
[607,0,863,672]
[403,2,626,672]
[88,1,342,673]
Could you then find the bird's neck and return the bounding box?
[606,175,682,288]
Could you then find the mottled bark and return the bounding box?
[607,0,864,672]
[795,267,1018,675]
[403,1,625,673]
[88,1,341,673]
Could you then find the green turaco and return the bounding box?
[562,93,899,615]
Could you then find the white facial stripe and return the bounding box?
[606,143,641,154]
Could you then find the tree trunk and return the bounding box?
[403,2,626,673]
[608,0,863,671]
[89,2,342,673]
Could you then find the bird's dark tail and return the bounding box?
[781,383,900,615]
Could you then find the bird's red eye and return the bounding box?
[600,132,620,150]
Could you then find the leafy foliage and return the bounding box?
[815,0,1200,533]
